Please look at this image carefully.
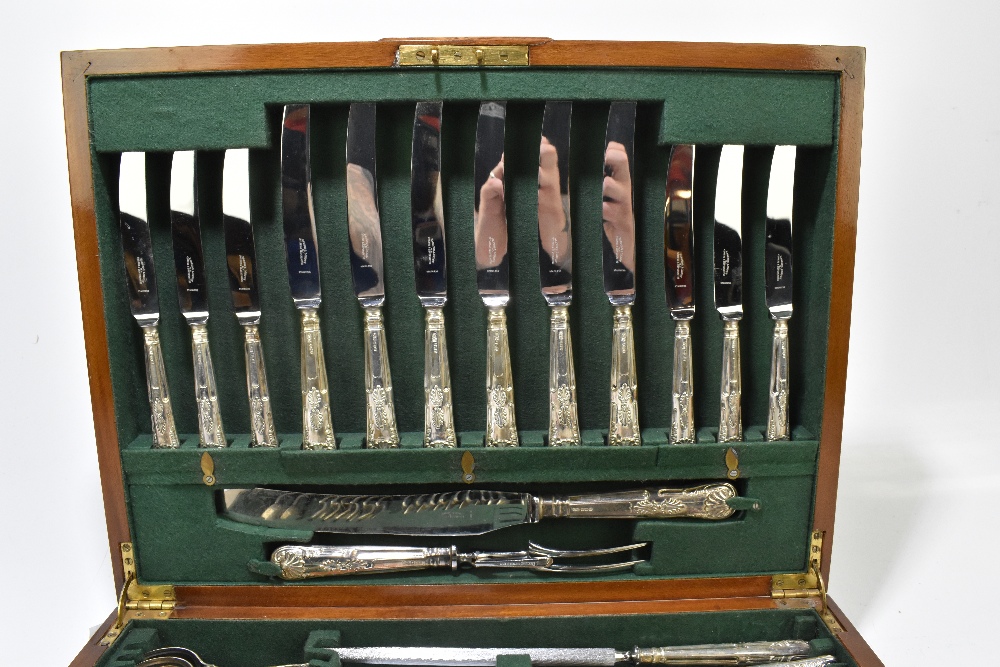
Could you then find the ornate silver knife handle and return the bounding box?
[766,319,790,441]
[718,320,742,443]
[608,305,640,446]
[141,325,180,449]
[670,320,695,444]
[423,307,457,448]
[548,305,581,446]
[364,307,400,448]
[189,322,226,448]
[242,323,278,448]
[486,307,518,447]
[299,308,336,450]
[629,639,814,665]
[539,483,736,520]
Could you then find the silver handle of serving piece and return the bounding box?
[242,323,278,448]
[364,306,400,449]
[423,307,457,448]
[190,322,226,448]
[272,544,455,579]
[485,307,518,447]
[538,483,736,520]
[670,320,695,444]
[630,639,814,665]
[718,320,742,443]
[299,308,336,450]
[548,305,581,446]
[140,325,180,449]
[608,305,640,446]
[766,319,790,441]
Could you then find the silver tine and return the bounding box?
[140,647,216,667]
[137,658,196,667]
[542,559,647,573]
[527,541,648,558]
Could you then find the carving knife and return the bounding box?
[537,101,581,446]
[412,101,457,448]
[169,150,226,448]
[765,146,796,441]
[474,101,518,447]
[713,146,744,443]
[601,101,640,446]
[118,152,179,449]
[664,144,696,444]
[281,104,336,450]
[222,148,278,447]
[347,102,400,449]
[223,482,738,535]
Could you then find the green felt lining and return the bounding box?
[85,67,839,587]
[97,611,858,667]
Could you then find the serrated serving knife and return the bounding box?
[282,103,336,450]
[602,101,640,447]
[538,101,581,447]
[412,101,457,448]
[474,101,518,447]
[664,144,696,444]
[118,152,179,449]
[223,482,738,535]
[713,146,744,443]
[765,146,796,441]
[347,102,400,449]
[169,150,226,448]
[222,148,278,448]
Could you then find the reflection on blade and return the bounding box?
[538,101,573,304]
[602,101,637,304]
[118,152,159,324]
[347,102,386,306]
[713,145,744,320]
[765,146,795,319]
[222,149,261,319]
[281,103,322,309]
[169,151,209,319]
[474,101,509,306]
[664,144,695,319]
[411,101,447,304]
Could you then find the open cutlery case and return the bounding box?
[61,38,877,667]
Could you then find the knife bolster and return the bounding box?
[242,323,278,448]
[300,308,337,450]
[485,307,519,447]
[547,305,582,446]
[718,319,743,443]
[190,322,227,448]
[364,306,400,449]
[140,324,180,449]
[608,305,641,446]
[766,318,790,441]
[670,319,695,444]
[423,307,457,448]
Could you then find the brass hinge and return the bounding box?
[100,543,176,646]
[771,530,843,634]
[397,44,530,67]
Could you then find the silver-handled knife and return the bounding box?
[169,150,226,448]
[474,101,518,447]
[538,101,581,447]
[281,103,336,450]
[602,101,640,447]
[118,152,179,449]
[765,146,796,441]
[713,146,745,443]
[412,101,457,448]
[222,148,278,448]
[664,144,696,444]
[347,102,400,449]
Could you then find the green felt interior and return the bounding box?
[97,610,857,667]
[86,67,840,586]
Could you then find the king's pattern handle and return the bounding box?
[608,305,640,446]
[766,318,790,441]
[141,325,180,449]
[364,306,400,449]
[670,320,694,444]
[190,323,227,448]
[632,639,813,665]
[485,307,518,447]
[242,323,278,448]
[299,308,336,450]
[718,319,742,443]
[423,307,457,448]
[538,483,736,520]
[548,305,581,446]
[272,544,454,579]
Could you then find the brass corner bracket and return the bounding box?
[397,44,530,67]
[771,530,844,634]
[100,543,176,646]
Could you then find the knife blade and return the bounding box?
[474,101,518,447]
[281,103,336,450]
[602,101,640,447]
[223,482,738,535]
[169,150,226,448]
[713,145,744,443]
[411,101,456,448]
[222,148,277,447]
[118,152,179,449]
[765,145,795,441]
[537,101,581,447]
[664,144,696,444]
[347,102,400,449]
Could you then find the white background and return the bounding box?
[1,2,997,665]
